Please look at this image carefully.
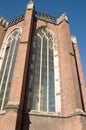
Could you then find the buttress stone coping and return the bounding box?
[71,36,78,44]
[0,16,9,28]
[26,0,34,10]
[57,12,68,24]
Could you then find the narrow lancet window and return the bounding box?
[0,29,21,111]
[32,27,56,112]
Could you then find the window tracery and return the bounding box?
[0,29,21,111]
[31,27,60,113]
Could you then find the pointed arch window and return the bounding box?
[0,29,21,111]
[31,27,60,113]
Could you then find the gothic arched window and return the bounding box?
[0,28,22,111]
[31,27,61,113]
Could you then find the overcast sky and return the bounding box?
[0,0,86,82]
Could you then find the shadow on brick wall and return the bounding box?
[21,113,30,130]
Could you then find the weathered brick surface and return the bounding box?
[9,43,28,102]
[71,43,83,110]
[74,43,86,111]
[81,116,86,130]
[29,114,86,130]
[0,111,17,130]
[57,20,77,116]
[8,7,34,104]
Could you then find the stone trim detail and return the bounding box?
[0,11,68,28]
[27,0,34,10]
[57,12,68,24]
[71,36,77,44]
[19,41,28,44]
[0,110,6,115]
[8,14,25,27]
[29,110,86,118]
[0,17,9,28]
[35,11,57,24]
[5,101,19,109]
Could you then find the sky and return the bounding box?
[0,0,86,82]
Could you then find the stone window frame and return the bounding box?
[0,28,22,112]
[31,27,61,114]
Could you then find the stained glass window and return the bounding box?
[0,29,21,111]
[32,28,55,112]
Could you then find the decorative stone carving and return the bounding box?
[8,14,24,27]
[0,16,9,28]
[35,11,57,24]
[27,0,34,10]
[57,12,68,24]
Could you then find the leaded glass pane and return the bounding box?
[4,39,20,106]
[49,39,55,112]
[0,39,15,109]
[0,29,21,110]
[0,47,9,83]
[41,36,47,111]
[33,36,41,110]
[32,28,55,112]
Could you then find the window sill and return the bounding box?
[29,110,61,117]
[0,110,6,115]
